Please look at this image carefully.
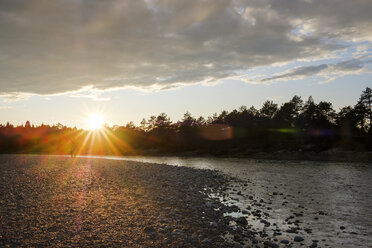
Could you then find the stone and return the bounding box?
[235,217,248,226]
[294,236,304,242]
[263,241,279,248]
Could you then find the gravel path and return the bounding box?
[0,155,234,247]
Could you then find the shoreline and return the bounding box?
[114,150,372,163]
[2,149,372,163]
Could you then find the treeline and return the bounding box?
[0,87,371,155]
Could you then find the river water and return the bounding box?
[81,155,372,247]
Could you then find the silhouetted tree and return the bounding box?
[140,118,148,131]
[147,116,157,131]
[315,101,336,127]
[195,116,206,127]
[358,87,372,131]
[276,95,303,127]
[1,89,372,155]
[25,121,31,128]
[180,111,197,127]
[260,100,278,119]
[125,121,136,129]
[154,113,172,129]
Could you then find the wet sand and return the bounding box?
[0,155,232,247]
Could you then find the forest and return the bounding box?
[0,87,371,156]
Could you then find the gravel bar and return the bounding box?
[0,155,238,247]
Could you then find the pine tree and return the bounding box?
[358,87,372,132]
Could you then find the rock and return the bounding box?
[280,240,290,244]
[201,238,210,243]
[260,219,270,227]
[340,226,346,230]
[235,217,248,226]
[264,241,279,248]
[233,234,243,241]
[230,205,240,212]
[309,242,318,248]
[144,226,156,233]
[294,236,304,242]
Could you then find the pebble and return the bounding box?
[263,240,279,248]
[235,217,248,226]
[309,242,318,248]
[294,236,304,242]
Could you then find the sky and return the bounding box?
[0,0,371,129]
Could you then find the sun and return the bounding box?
[87,114,104,130]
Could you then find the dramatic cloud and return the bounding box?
[261,64,329,82]
[0,0,371,95]
[260,57,372,83]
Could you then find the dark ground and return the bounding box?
[0,155,236,247]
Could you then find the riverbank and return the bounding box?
[139,149,372,163]
[245,150,372,163]
[1,155,370,247]
[0,155,236,247]
[3,148,372,163]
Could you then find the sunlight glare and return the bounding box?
[87,114,104,130]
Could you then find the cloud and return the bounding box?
[259,57,372,83]
[0,106,12,109]
[261,64,329,82]
[0,93,32,102]
[0,0,371,95]
[68,86,111,101]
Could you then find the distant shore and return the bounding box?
[235,150,372,163]
[3,149,372,163]
[135,149,372,163]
